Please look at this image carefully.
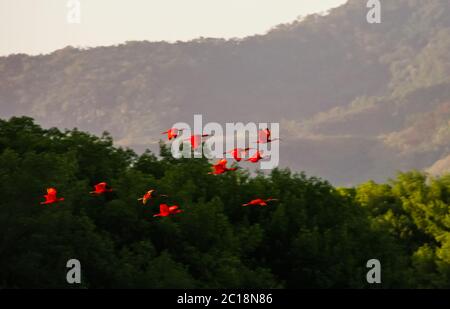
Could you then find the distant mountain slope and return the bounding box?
[427,154,450,176]
[1,0,450,185]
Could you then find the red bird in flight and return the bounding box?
[209,159,238,175]
[41,187,65,205]
[90,182,113,196]
[153,204,183,217]
[224,148,252,162]
[242,198,278,207]
[246,150,268,163]
[138,189,168,205]
[162,128,184,141]
[185,134,211,150]
[257,129,280,144]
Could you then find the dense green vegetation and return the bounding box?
[1,117,449,288]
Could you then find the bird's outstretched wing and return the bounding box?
[258,129,270,143]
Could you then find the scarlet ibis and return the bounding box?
[242,198,278,207]
[138,189,168,205]
[90,182,113,195]
[224,148,252,162]
[185,134,211,150]
[208,159,238,175]
[40,187,65,205]
[162,128,184,141]
[246,150,267,163]
[153,204,183,217]
[257,129,280,144]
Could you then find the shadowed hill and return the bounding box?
[1,0,450,184]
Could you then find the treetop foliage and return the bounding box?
[1,117,449,288]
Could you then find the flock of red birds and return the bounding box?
[163,127,280,176]
[162,127,279,168]
[40,128,280,216]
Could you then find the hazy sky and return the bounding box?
[0,0,346,56]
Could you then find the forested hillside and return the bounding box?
[1,0,450,184]
[1,117,449,288]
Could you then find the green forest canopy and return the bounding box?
[0,116,449,288]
